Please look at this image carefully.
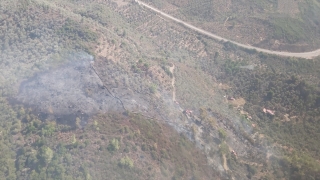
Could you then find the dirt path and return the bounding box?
[135,0,320,59]
[222,154,229,171]
[169,64,176,101]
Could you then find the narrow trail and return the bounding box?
[169,64,176,102]
[168,64,184,112]
[222,154,229,171]
[135,0,320,59]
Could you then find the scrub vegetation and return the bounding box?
[0,0,320,179]
[144,0,320,52]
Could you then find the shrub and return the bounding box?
[218,128,227,141]
[247,164,257,175]
[149,84,157,94]
[119,156,134,168]
[39,146,53,165]
[107,138,119,152]
[219,142,229,155]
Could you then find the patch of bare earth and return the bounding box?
[112,0,129,7]
[229,98,246,107]
[218,83,231,90]
[222,154,229,171]
[277,0,301,17]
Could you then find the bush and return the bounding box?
[218,128,227,141]
[41,122,56,137]
[107,138,119,152]
[161,66,173,78]
[39,146,53,165]
[149,84,157,94]
[119,156,134,168]
[247,164,257,175]
[219,142,229,155]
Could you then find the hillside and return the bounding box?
[143,0,320,52]
[0,0,319,180]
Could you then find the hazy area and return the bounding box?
[0,0,320,180]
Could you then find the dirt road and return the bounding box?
[136,0,320,59]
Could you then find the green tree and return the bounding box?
[218,128,227,141]
[107,138,119,152]
[41,122,55,137]
[85,173,92,180]
[39,146,53,165]
[75,117,81,129]
[71,134,77,144]
[119,156,134,168]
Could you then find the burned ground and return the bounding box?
[0,0,319,179]
[14,52,157,126]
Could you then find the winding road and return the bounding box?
[136,0,320,59]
